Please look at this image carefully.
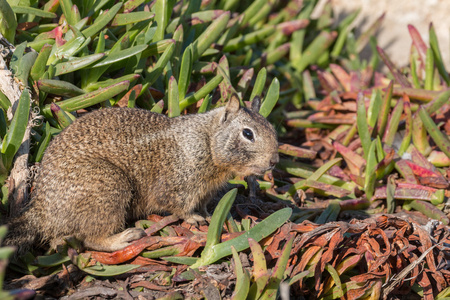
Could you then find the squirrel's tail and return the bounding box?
[3,210,39,255]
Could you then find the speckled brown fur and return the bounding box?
[4,95,278,253]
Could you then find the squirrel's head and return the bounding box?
[212,94,279,177]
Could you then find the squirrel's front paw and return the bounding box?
[185,213,207,226]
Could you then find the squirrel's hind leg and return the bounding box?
[53,160,145,252]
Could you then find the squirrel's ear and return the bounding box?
[251,96,261,113]
[221,94,240,123]
[226,94,240,114]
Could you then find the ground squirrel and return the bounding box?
[4,94,279,253]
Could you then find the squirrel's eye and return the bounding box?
[242,128,254,142]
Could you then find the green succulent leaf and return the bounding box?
[180,74,223,111]
[191,11,230,61]
[111,11,155,26]
[168,76,180,117]
[81,263,140,276]
[191,207,292,268]
[42,81,130,117]
[1,90,30,170]
[231,246,250,299]
[33,122,53,163]
[82,2,122,38]
[259,77,279,118]
[11,5,56,18]
[54,53,105,76]
[0,0,17,43]
[92,45,148,68]
[37,79,86,97]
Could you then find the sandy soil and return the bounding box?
[329,0,450,68]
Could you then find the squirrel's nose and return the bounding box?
[269,152,279,168]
